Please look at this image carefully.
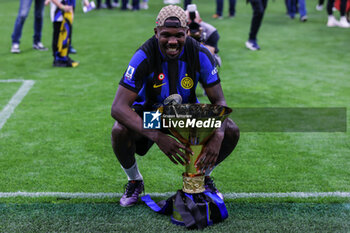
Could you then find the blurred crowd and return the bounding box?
[9,0,350,67]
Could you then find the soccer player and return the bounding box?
[111,5,240,207]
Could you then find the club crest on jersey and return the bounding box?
[158,73,165,81]
[125,65,135,80]
[181,74,194,89]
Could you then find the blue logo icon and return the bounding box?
[143,110,161,129]
[125,65,135,80]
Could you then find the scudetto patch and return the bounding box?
[158,73,165,81]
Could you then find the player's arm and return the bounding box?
[195,49,227,171]
[111,86,190,165]
[206,83,226,106]
[195,83,228,172]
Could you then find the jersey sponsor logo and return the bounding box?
[153,82,166,88]
[181,74,194,89]
[158,73,165,81]
[125,65,135,80]
[211,67,218,75]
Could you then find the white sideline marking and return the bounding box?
[0,192,350,199]
[0,80,35,130]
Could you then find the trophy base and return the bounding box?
[170,190,228,229]
[141,190,228,230]
[171,192,212,226]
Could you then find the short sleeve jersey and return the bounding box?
[119,36,220,110]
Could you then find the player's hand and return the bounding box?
[155,134,192,165]
[45,0,50,6]
[83,0,90,6]
[62,5,73,12]
[195,131,224,172]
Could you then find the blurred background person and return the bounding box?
[286,0,308,22]
[326,0,350,27]
[245,0,268,51]
[184,0,192,10]
[96,0,112,9]
[316,0,325,10]
[163,0,180,5]
[49,0,89,67]
[46,0,82,54]
[186,4,221,66]
[140,0,148,9]
[213,0,236,19]
[112,0,120,7]
[11,0,48,53]
[121,0,139,10]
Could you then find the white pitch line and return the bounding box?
[0,192,350,199]
[224,192,350,199]
[0,80,35,130]
[0,79,27,83]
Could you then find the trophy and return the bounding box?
[142,102,232,229]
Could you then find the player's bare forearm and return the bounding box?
[205,83,226,107]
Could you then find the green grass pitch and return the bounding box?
[0,0,350,231]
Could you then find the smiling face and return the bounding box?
[154,19,188,59]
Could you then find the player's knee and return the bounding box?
[111,122,129,140]
[136,147,148,156]
[226,119,240,143]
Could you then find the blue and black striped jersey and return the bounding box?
[119,36,220,110]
